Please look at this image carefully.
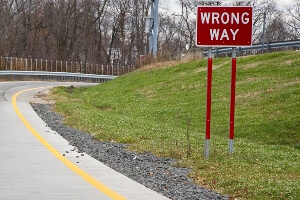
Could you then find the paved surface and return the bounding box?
[0,81,170,200]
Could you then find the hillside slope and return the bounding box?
[52,51,300,199]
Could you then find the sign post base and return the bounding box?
[229,139,234,154]
[204,139,210,158]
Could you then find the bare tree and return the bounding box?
[287,1,300,39]
[265,13,289,42]
[0,0,297,66]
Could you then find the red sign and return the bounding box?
[196,6,253,47]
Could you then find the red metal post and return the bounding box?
[204,47,213,158]
[229,47,237,154]
[206,58,213,140]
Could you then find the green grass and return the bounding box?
[51,51,300,199]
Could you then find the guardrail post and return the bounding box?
[262,12,266,54]
[46,60,48,71]
[15,57,17,70]
[71,62,73,73]
[41,59,43,71]
[65,61,67,72]
[55,60,57,72]
[60,61,62,72]
[267,42,270,53]
[10,57,13,70]
[25,58,27,71]
[51,60,53,72]
[35,59,38,71]
[31,59,33,71]
[21,58,23,70]
[111,65,113,76]
[80,61,83,73]
[86,63,88,74]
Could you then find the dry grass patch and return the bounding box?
[266,80,300,93]
[236,91,262,103]
[282,80,300,87]
[194,61,230,73]
[237,77,265,85]
[194,67,207,73]
[138,60,182,71]
[141,89,157,99]
[181,83,202,90]
[240,62,261,70]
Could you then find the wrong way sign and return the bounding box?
[196,6,253,47]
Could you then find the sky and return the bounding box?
[162,0,296,14]
[164,0,295,5]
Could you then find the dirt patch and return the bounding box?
[31,89,56,104]
[285,60,293,65]
[35,92,48,99]
[66,85,75,94]
[96,105,115,111]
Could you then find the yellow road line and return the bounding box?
[12,87,126,200]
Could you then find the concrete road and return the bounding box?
[0,81,169,200]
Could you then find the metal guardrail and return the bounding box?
[0,56,135,77]
[204,39,300,56]
[0,71,118,83]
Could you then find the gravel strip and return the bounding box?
[32,103,227,200]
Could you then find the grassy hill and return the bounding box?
[52,51,300,199]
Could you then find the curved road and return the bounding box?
[0,81,169,200]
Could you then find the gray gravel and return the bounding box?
[32,103,227,200]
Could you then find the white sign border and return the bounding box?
[195,6,253,47]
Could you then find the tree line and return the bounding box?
[0,0,299,67]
